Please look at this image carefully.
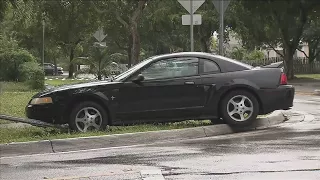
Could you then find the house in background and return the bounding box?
[221,31,310,59]
[261,42,309,59]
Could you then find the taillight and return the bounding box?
[280,73,287,85]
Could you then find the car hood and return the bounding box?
[37,81,121,97]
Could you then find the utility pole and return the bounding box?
[42,12,45,71]
[219,1,224,55]
[190,0,194,51]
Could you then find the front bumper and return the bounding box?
[258,85,295,114]
[26,104,55,124]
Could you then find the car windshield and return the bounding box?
[113,57,155,82]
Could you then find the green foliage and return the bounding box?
[18,62,45,89]
[229,47,265,61]
[231,0,320,79]
[75,44,114,80]
[245,50,265,61]
[0,48,36,81]
[229,47,246,60]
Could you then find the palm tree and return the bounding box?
[76,43,122,80]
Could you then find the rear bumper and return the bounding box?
[258,85,295,114]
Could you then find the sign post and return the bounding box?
[212,0,231,55]
[178,0,205,52]
[219,1,224,56]
[190,0,194,51]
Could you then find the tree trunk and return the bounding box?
[68,48,74,79]
[283,46,294,79]
[200,37,209,52]
[127,35,133,68]
[98,59,102,80]
[128,0,147,66]
[130,22,140,65]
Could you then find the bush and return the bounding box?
[18,62,45,90]
[244,50,265,61]
[0,50,37,81]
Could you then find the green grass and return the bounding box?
[45,79,89,87]
[0,120,212,144]
[0,81,34,92]
[0,91,36,124]
[295,74,320,80]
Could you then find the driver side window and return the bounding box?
[138,57,199,80]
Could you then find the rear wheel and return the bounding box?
[221,90,259,126]
[69,101,108,132]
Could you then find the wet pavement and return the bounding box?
[1,95,320,180]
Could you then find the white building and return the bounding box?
[222,31,309,59]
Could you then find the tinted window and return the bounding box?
[138,57,199,80]
[203,60,220,73]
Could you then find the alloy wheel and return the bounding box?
[227,95,254,122]
[75,107,102,132]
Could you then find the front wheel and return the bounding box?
[69,101,108,132]
[221,90,259,126]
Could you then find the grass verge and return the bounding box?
[294,74,320,80]
[0,120,212,144]
[0,81,34,92]
[45,79,89,86]
[0,91,36,124]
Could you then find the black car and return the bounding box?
[44,63,64,75]
[26,52,294,132]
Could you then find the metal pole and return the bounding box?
[42,15,45,71]
[190,0,194,52]
[219,1,224,55]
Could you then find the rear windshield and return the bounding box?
[216,55,254,69]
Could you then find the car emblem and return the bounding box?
[111,96,116,100]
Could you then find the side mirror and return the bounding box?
[132,74,145,83]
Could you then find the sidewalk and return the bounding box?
[290,81,320,95]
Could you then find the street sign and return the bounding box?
[182,14,202,25]
[178,0,205,14]
[93,28,107,42]
[212,0,231,14]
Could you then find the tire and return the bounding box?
[220,90,259,126]
[69,101,108,132]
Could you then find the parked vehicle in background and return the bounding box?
[43,63,64,76]
[26,52,294,132]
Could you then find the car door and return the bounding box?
[198,58,222,116]
[117,57,206,123]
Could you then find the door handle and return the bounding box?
[184,81,195,85]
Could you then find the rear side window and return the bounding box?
[201,59,220,74]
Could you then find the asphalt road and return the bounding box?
[1,95,320,180]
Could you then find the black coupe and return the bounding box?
[26,52,294,132]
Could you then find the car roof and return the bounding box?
[151,52,253,72]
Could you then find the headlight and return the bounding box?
[30,97,53,105]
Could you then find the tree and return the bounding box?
[43,0,100,78]
[298,10,320,63]
[86,43,112,80]
[231,0,319,79]
[93,0,148,67]
[75,43,122,80]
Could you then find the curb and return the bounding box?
[0,111,286,158]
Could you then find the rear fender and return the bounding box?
[203,79,261,116]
